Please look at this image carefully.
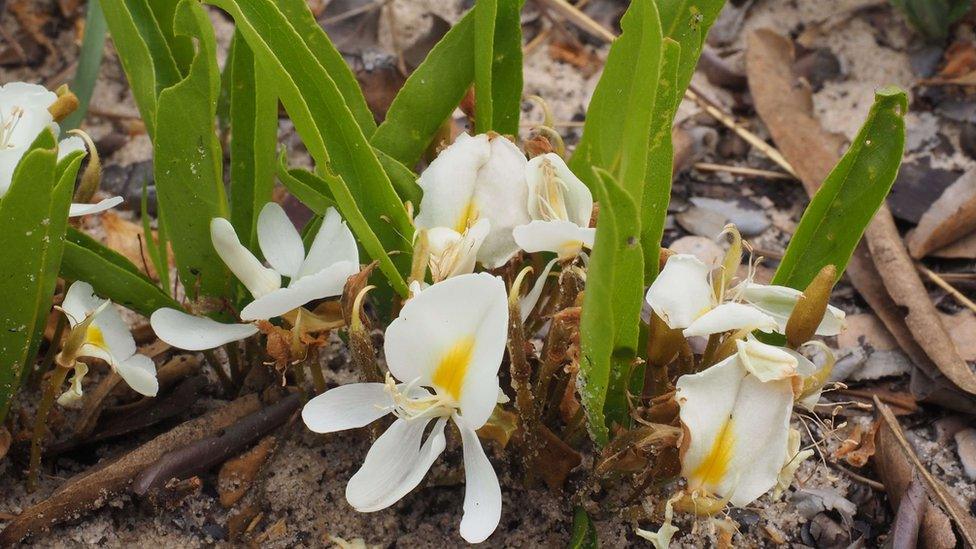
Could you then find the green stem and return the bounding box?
[28,365,71,492]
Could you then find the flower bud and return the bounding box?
[48,85,79,122]
[785,265,837,348]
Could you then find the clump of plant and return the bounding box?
[0,0,907,544]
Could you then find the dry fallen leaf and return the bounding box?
[0,427,10,461]
[906,168,976,258]
[833,421,878,468]
[99,210,158,278]
[955,428,976,480]
[836,313,899,351]
[745,28,976,396]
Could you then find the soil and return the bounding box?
[2,0,975,547]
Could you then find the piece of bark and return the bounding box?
[0,395,262,545]
[906,168,976,258]
[745,28,976,396]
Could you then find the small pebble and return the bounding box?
[954,428,976,480]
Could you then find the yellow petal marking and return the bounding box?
[455,201,479,233]
[85,323,107,350]
[432,335,475,401]
[689,416,735,491]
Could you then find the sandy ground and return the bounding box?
[1,0,975,546]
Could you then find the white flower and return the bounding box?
[0,82,121,217]
[424,218,490,283]
[512,153,595,260]
[675,338,798,507]
[644,254,845,339]
[302,273,508,543]
[57,281,158,406]
[150,203,359,350]
[414,133,530,268]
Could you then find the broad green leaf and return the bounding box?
[62,0,109,131]
[101,0,183,137]
[276,0,376,134]
[641,39,680,282]
[147,0,194,73]
[474,0,525,134]
[569,0,662,202]
[0,131,75,423]
[657,0,725,95]
[370,11,475,166]
[208,0,412,297]
[376,149,422,207]
[889,0,971,41]
[568,507,599,549]
[772,87,908,289]
[154,0,231,300]
[228,31,278,251]
[474,0,498,133]
[61,227,181,317]
[277,153,337,215]
[579,169,643,445]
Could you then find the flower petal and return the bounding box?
[57,135,87,161]
[150,308,258,350]
[427,218,490,282]
[456,416,502,543]
[57,362,89,408]
[64,281,135,362]
[240,260,358,321]
[415,133,490,232]
[68,196,123,217]
[735,338,798,382]
[676,355,793,507]
[302,383,393,433]
[297,207,359,280]
[116,353,158,397]
[513,219,594,260]
[383,272,507,428]
[346,417,448,512]
[257,202,306,279]
[645,254,714,330]
[683,302,778,338]
[519,257,559,323]
[61,280,103,327]
[473,136,531,268]
[211,217,281,298]
[525,153,593,226]
[740,283,846,336]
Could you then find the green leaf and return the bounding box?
[474,0,498,133]
[147,0,195,73]
[62,0,109,131]
[228,31,278,251]
[277,153,337,215]
[276,0,376,134]
[657,0,725,95]
[376,149,422,206]
[208,0,412,297]
[0,131,75,423]
[569,0,662,203]
[101,0,183,137]
[473,0,525,133]
[772,87,908,289]
[888,0,971,41]
[641,38,680,282]
[579,168,644,445]
[568,507,599,549]
[140,179,171,296]
[61,227,181,317]
[370,10,475,166]
[153,0,231,300]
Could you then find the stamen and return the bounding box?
[381,373,457,421]
[0,106,26,149]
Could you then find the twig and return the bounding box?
[828,460,885,491]
[533,0,615,42]
[693,162,795,180]
[133,393,301,495]
[321,0,387,25]
[917,264,976,315]
[874,396,976,548]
